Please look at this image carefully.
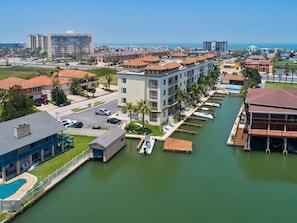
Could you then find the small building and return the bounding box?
[245,55,271,73]
[0,111,70,181]
[221,75,249,86]
[89,127,126,162]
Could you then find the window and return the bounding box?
[121,78,126,83]
[121,88,126,93]
[163,79,166,85]
[121,98,127,103]
[150,113,157,122]
[163,90,166,95]
[163,100,166,106]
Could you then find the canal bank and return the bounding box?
[9,94,297,223]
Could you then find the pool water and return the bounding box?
[226,85,242,90]
[0,179,27,199]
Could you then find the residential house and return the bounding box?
[0,111,71,181]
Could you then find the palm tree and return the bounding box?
[136,99,151,134]
[272,68,276,82]
[284,63,289,83]
[105,74,113,90]
[175,86,190,121]
[52,67,61,105]
[123,102,134,132]
[188,82,203,106]
[291,68,295,83]
[90,82,97,97]
[239,86,249,112]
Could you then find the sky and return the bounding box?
[1,0,297,44]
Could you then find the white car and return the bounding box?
[60,119,76,127]
[95,108,111,116]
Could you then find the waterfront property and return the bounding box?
[89,127,126,162]
[0,111,72,181]
[221,75,249,86]
[117,54,216,125]
[245,88,297,154]
[245,55,271,73]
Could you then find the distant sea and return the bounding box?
[95,42,297,50]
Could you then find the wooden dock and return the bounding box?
[136,137,144,150]
[182,122,202,127]
[188,117,207,121]
[163,137,192,153]
[175,128,197,134]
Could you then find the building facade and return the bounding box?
[0,42,25,49]
[203,41,228,52]
[117,54,215,125]
[244,55,271,73]
[246,88,297,154]
[0,112,72,181]
[48,31,94,59]
[27,34,48,52]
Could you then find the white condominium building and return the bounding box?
[117,54,216,125]
[47,30,94,59]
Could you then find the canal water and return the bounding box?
[12,95,297,223]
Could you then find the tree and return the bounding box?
[175,86,190,121]
[90,82,98,97]
[284,63,289,83]
[123,102,135,132]
[136,99,151,134]
[1,85,34,121]
[291,68,295,83]
[70,78,84,95]
[241,67,261,88]
[84,73,89,90]
[105,74,113,90]
[272,68,276,82]
[51,67,67,105]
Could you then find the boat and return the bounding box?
[204,102,220,107]
[193,112,214,120]
[139,135,155,155]
[200,107,209,111]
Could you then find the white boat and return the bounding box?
[200,107,209,111]
[204,102,220,107]
[139,135,155,155]
[193,112,214,120]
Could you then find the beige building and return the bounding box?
[117,54,216,125]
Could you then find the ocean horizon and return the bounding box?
[95,42,297,51]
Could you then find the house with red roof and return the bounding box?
[245,88,297,154]
[0,76,72,101]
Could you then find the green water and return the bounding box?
[12,95,297,223]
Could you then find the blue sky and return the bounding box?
[1,0,297,44]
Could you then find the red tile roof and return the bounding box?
[123,58,149,67]
[171,52,187,57]
[203,53,216,59]
[222,75,247,81]
[246,88,297,109]
[141,56,160,63]
[0,76,72,90]
[59,69,97,79]
[181,58,197,65]
[145,62,181,71]
[195,55,207,61]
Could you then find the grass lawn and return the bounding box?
[265,82,297,88]
[126,122,165,136]
[273,60,297,69]
[0,66,53,80]
[30,135,96,182]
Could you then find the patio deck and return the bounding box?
[163,137,193,153]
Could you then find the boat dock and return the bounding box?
[163,137,192,153]
[175,128,197,134]
[182,122,202,127]
[136,137,144,150]
[188,117,207,121]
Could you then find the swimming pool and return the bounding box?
[225,85,242,91]
[0,179,27,199]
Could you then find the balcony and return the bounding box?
[149,84,158,89]
[168,80,178,86]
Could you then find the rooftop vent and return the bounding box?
[14,123,31,139]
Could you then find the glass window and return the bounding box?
[121,78,126,83]
[121,98,127,103]
[121,88,126,93]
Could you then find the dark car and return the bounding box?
[59,101,71,107]
[107,117,121,124]
[34,99,42,106]
[69,121,83,128]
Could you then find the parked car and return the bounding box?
[69,121,83,128]
[95,108,111,116]
[60,119,74,127]
[107,117,121,124]
[59,101,71,107]
[34,99,42,106]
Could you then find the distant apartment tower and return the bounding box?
[203,41,228,52]
[47,31,94,59]
[27,34,48,52]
